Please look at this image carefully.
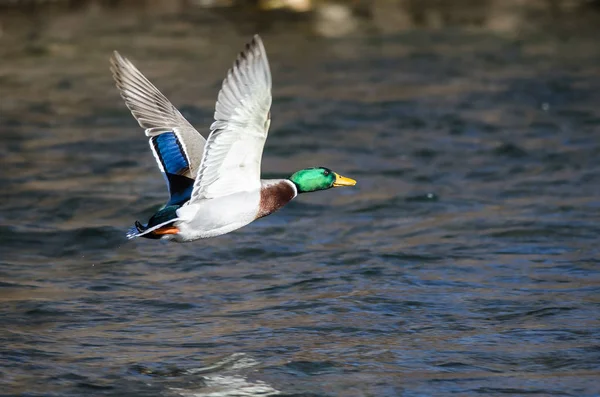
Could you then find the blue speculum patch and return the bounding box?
[152,132,189,176]
[151,132,195,206]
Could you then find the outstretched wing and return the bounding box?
[190,35,272,201]
[110,52,206,205]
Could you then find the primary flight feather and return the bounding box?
[111,35,356,243]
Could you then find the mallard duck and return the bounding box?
[110,35,356,243]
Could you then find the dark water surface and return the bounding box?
[1,2,600,396]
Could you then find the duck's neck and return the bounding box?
[256,179,298,219]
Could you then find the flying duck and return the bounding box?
[110,35,356,242]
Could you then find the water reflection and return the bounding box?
[167,354,281,397]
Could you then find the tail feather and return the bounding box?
[125,219,180,240]
[125,221,148,240]
[126,226,141,239]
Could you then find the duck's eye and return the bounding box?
[323,170,330,176]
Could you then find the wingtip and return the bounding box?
[237,34,270,83]
[109,51,123,76]
[251,34,266,53]
[110,50,119,64]
[110,50,134,75]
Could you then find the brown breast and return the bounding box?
[256,180,297,219]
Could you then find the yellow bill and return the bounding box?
[333,173,357,187]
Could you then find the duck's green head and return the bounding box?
[289,167,357,193]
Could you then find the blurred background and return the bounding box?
[1,1,600,396]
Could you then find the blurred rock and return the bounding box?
[314,2,358,37]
